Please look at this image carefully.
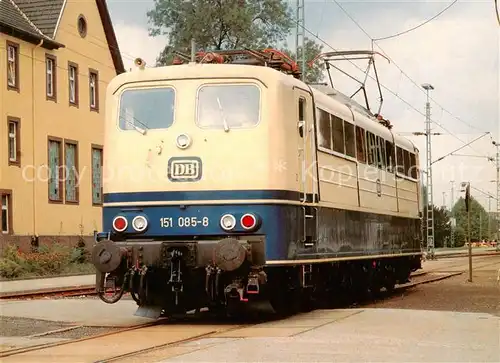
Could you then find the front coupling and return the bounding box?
[91,240,126,273]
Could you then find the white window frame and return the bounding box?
[8,121,17,162]
[1,194,9,234]
[7,45,16,87]
[46,58,54,97]
[89,73,96,108]
[69,66,76,103]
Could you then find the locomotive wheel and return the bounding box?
[269,287,301,317]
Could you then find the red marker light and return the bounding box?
[241,214,257,230]
[113,216,128,232]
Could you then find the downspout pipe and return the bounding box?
[32,39,43,243]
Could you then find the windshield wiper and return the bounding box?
[120,113,148,135]
[132,125,147,135]
[216,97,230,132]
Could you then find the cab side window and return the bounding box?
[298,98,305,138]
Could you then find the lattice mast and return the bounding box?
[295,0,305,81]
[422,83,435,258]
[495,142,500,242]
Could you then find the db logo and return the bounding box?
[168,157,202,182]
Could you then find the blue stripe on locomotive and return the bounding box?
[103,203,298,261]
[102,190,421,262]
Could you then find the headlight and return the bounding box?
[176,134,191,149]
[220,214,236,231]
[132,216,148,232]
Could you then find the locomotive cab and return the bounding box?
[92,60,318,317]
[91,51,421,319]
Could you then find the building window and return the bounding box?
[68,62,79,106]
[7,42,19,91]
[48,137,63,202]
[8,117,21,166]
[78,15,87,38]
[64,141,79,203]
[1,191,12,234]
[46,55,57,101]
[91,146,103,205]
[89,69,99,111]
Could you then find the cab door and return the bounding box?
[294,87,318,250]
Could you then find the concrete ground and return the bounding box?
[0,274,95,295]
[1,254,498,361]
[0,299,151,352]
[0,298,150,327]
[159,308,499,362]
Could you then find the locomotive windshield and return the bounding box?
[119,87,175,131]
[196,84,260,129]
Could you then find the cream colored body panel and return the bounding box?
[104,63,420,220]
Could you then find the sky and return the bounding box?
[106,0,500,213]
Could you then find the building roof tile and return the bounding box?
[0,0,124,74]
[12,0,64,37]
[0,0,44,39]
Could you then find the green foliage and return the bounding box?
[281,38,325,83]
[421,183,498,247]
[422,205,451,248]
[0,243,94,279]
[451,196,496,245]
[147,0,325,82]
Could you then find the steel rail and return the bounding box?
[0,285,96,300]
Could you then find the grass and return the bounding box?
[0,243,95,279]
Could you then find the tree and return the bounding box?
[451,196,491,246]
[422,205,451,248]
[281,38,325,83]
[147,0,325,82]
[421,184,452,248]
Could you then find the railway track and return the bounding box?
[1,252,497,301]
[1,255,498,362]
[0,285,97,300]
[0,270,464,362]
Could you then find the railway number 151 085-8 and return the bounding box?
[160,217,209,228]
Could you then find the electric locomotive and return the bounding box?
[91,50,422,318]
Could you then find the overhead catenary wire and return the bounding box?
[0,44,111,86]
[373,0,459,41]
[329,0,490,135]
[291,17,489,159]
[431,132,493,165]
[471,185,498,200]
